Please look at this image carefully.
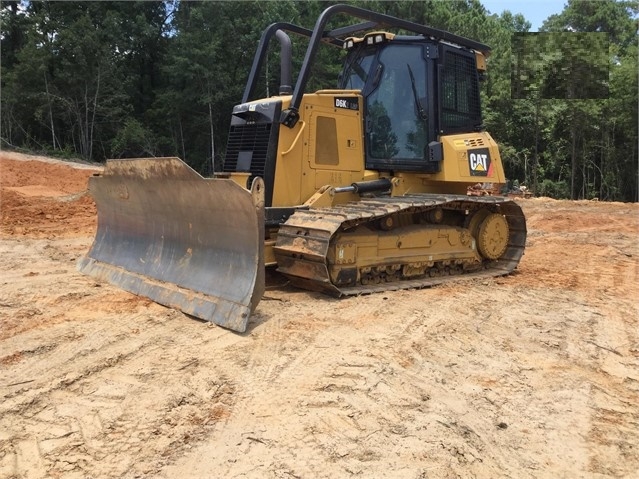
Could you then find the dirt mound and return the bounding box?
[0,152,637,479]
[1,153,101,237]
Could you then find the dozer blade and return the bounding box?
[78,157,265,333]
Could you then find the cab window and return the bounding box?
[365,44,428,162]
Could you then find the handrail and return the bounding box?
[281,121,306,156]
[314,89,361,95]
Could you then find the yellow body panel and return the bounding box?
[392,132,506,196]
[271,92,368,207]
[268,91,506,204]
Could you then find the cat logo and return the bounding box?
[468,147,492,177]
[470,153,488,171]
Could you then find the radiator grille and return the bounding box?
[223,123,272,178]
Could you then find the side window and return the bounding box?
[366,44,427,161]
[440,50,481,132]
[342,53,375,90]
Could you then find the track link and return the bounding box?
[273,194,526,296]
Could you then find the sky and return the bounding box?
[480,0,568,30]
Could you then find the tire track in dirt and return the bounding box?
[1,312,161,477]
[265,293,433,476]
[161,289,495,477]
[582,290,639,477]
[2,155,639,478]
[159,264,639,479]
[515,200,639,477]
[164,290,344,478]
[0,233,244,478]
[0,306,243,478]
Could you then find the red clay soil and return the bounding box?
[0,152,101,238]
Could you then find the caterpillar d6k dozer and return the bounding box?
[79,4,527,332]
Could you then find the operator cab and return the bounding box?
[338,32,483,172]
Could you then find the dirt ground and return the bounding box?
[0,151,637,479]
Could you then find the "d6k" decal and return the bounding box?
[334,96,359,110]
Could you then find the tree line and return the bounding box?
[1,0,637,201]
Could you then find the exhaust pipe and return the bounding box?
[275,29,293,95]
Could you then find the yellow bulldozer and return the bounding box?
[78,4,527,332]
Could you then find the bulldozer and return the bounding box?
[78,4,527,332]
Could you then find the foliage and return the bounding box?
[539,179,570,199]
[1,0,637,201]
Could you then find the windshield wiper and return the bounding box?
[407,64,427,121]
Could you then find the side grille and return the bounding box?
[223,123,272,179]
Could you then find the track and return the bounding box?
[274,194,527,295]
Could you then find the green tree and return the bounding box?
[540,0,638,200]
